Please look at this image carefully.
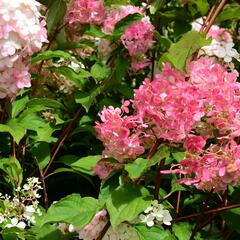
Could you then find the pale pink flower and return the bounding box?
[65,0,106,26]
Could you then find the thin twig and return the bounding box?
[174,203,240,222]
[36,160,48,211]
[176,191,181,214]
[96,221,111,240]
[43,107,83,176]
[205,0,227,34]
[200,0,219,32]
[153,160,165,200]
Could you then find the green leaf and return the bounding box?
[216,4,240,22]
[0,157,23,189]
[32,50,72,63]
[48,66,89,87]
[41,194,100,228]
[91,63,110,81]
[150,0,165,14]
[113,13,143,39]
[59,155,100,175]
[148,145,170,167]
[172,151,186,163]
[47,0,66,36]
[81,25,109,38]
[221,208,240,234]
[27,98,65,109]
[106,184,151,228]
[36,224,63,240]
[0,120,25,144]
[11,95,29,118]
[158,31,211,72]
[135,224,175,240]
[31,142,51,170]
[172,222,193,240]
[112,56,129,86]
[190,0,209,16]
[2,228,25,240]
[125,158,148,180]
[75,86,104,112]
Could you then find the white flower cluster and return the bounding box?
[0,177,42,229]
[103,223,139,240]
[202,40,240,63]
[139,200,172,227]
[0,0,47,98]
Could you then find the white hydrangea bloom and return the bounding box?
[103,223,139,240]
[139,200,172,227]
[202,40,240,63]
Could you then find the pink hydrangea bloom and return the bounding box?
[0,0,47,98]
[65,0,106,26]
[0,0,47,67]
[177,140,240,192]
[187,57,240,136]
[95,106,145,162]
[183,135,206,153]
[121,17,154,57]
[103,5,141,34]
[133,64,204,141]
[0,59,31,99]
[103,5,153,58]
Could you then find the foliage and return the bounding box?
[0,0,240,239]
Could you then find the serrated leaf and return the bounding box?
[0,120,25,144]
[158,31,211,72]
[47,0,66,36]
[216,4,240,22]
[125,158,148,180]
[75,86,104,112]
[91,63,110,81]
[173,222,193,240]
[172,151,186,163]
[48,66,89,87]
[36,224,63,240]
[27,98,65,109]
[32,142,51,170]
[148,145,170,167]
[135,224,175,240]
[41,194,99,228]
[11,95,29,118]
[32,50,72,63]
[150,0,165,14]
[106,184,151,228]
[59,155,100,175]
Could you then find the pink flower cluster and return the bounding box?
[65,0,106,26]
[103,5,154,71]
[95,106,145,163]
[170,139,240,192]
[121,17,154,57]
[0,0,47,98]
[95,56,240,183]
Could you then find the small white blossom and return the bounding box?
[139,200,172,227]
[5,218,26,229]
